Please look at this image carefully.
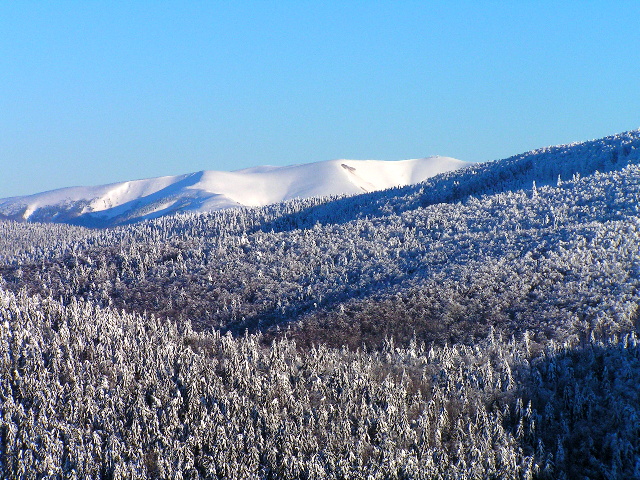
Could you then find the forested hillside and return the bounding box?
[1,130,640,478]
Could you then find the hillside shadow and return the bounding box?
[515,339,640,479]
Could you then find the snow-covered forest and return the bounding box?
[1,130,640,478]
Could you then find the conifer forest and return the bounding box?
[2,130,640,478]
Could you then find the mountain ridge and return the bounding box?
[0,156,468,227]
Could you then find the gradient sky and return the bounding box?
[1,1,639,198]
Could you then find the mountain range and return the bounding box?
[0,156,467,227]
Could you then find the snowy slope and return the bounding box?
[0,156,469,227]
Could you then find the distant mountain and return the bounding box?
[0,156,468,227]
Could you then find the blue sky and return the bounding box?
[1,1,639,197]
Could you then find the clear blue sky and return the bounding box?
[1,1,639,197]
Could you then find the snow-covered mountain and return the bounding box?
[0,156,468,227]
